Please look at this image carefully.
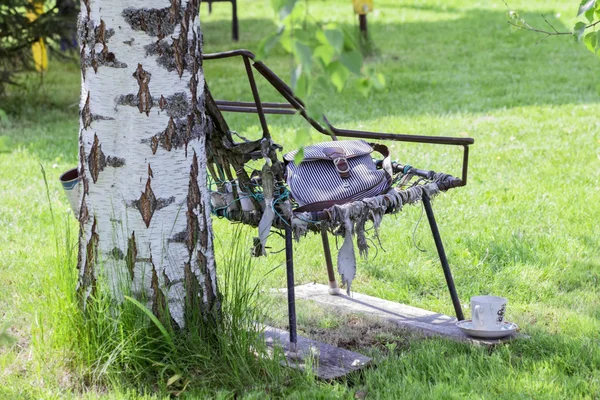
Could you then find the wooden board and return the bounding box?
[263,326,372,380]
[284,283,522,346]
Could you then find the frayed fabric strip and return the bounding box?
[291,181,443,292]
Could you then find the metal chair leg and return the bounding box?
[422,194,465,321]
[321,228,341,295]
[284,225,298,349]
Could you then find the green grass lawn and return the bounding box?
[2,0,600,398]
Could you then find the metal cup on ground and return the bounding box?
[59,168,80,217]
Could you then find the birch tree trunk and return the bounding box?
[76,0,219,327]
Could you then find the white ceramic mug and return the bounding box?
[471,295,507,330]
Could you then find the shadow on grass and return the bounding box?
[2,8,598,160]
[202,9,598,137]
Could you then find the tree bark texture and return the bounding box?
[77,0,218,327]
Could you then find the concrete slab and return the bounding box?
[282,283,522,346]
[263,326,372,380]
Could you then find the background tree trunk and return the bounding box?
[76,0,218,327]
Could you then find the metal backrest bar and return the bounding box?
[203,49,474,186]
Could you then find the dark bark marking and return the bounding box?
[188,74,198,111]
[200,250,215,310]
[163,119,174,151]
[162,270,172,288]
[186,210,199,253]
[170,0,182,24]
[106,156,125,168]
[80,197,89,224]
[157,196,175,209]
[138,177,156,228]
[185,114,193,157]
[151,136,159,155]
[80,44,87,80]
[80,217,99,293]
[110,247,125,260]
[145,41,193,74]
[78,16,126,72]
[78,16,95,45]
[88,134,106,184]
[82,92,92,129]
[184,261,201,323]
[90,48,98,73]
[91,114,115,122]
[168,231,187,243]
[123,38,135,46]
[148,164,154,179]
[150,256,168,324]
[122,7,181,38]
[188,151,200,210]
[146,116,199,154]
[86,50,127,71]
[185,152,201,253]
[133,64,152,116]
[162,92,190,118]
[172,37,184,78]
[87,133,124,182]
[126,232,137,280]
[95,20,115,44]
[83,0,90,18]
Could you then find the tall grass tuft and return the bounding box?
[34,177,304,396]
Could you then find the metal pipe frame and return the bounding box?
[422,194,465,321]
[204,48,472,337]
[285,224,298,348]
[203,49,474,186]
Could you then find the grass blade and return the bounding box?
[124,295,175,352]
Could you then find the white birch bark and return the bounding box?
[77,0,218,327]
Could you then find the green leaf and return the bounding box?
[293,147,305,165]
[124,296,175,352]
[355,77,371,97]
[280,30,293,52]
[272,0,298,20]
[314,44,335,65]
[316,29,328,45]
[585,6,596,22]
[373,72,386,90]
[293,41,313,72]
[257,29,283,59]
[574,21,587,42]
[294,70,311,99]
[584,31,597,52]
[326,61,350,92]
[340,50,363,75]
[325,29,345,53]
[294,127,311,146]
[290,64,302,91]
[306,102,325,123]
[578,0,596,17]
[595,82,600,96]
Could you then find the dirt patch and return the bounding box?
[266,297,419,355]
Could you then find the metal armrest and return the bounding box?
[203,49,474,185]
